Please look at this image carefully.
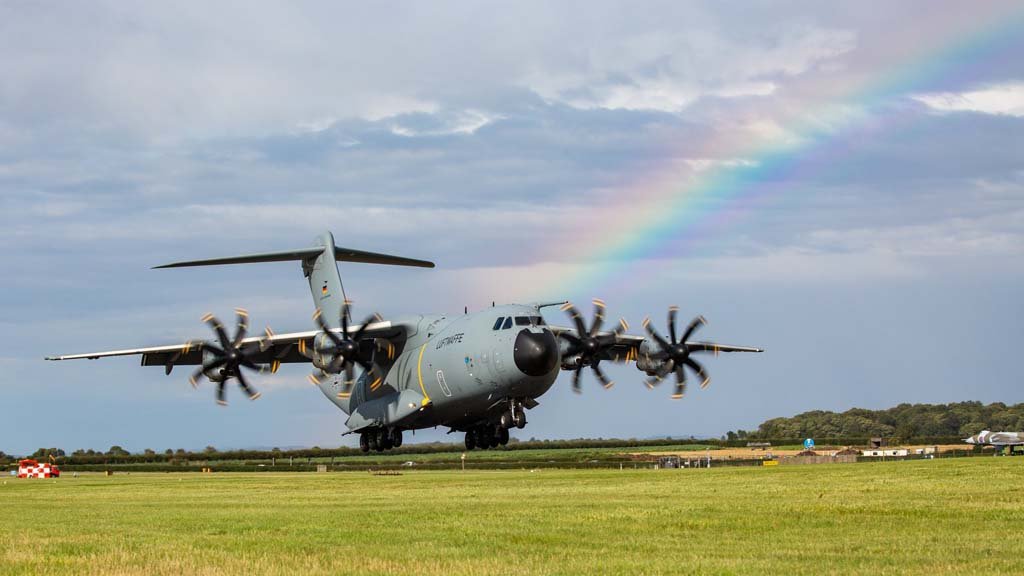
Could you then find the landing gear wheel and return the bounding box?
[497,427,510,446]
[465,430,477,450]
[500,411,514,429]
[379,429,393,450]
[368,431,379,452]
[477,426,493,450]
[390,428,403,448]
[513,410,527,429]
[359,432,370,453]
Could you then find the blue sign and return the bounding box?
[803,438,815,450]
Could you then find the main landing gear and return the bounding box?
[359,428,403,453]
[465,424,509,450]
[464,401,526,450]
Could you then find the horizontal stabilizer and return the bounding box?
[154,246,434,269]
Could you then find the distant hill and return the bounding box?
[728,402,1024,441]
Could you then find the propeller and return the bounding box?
[187,308,279,405]
[303,301,393,399]
[642,306,710,399]
[558,299,628,393]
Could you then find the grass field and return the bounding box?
[1,458,1022,575]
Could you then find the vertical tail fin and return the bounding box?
[304,232,347,328]
[154,231,434,328]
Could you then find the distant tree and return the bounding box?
[726,431,738,441]
[271,447,281,453]
[72,449,87,456]
[751,402,1024,441]
[31,448,65,459]
[203,446,218,454]
[0,451,8,464]
[164,449,174,456]
[107,446,130,456]
[175,449,187,455]
[960,421,988,436]
[143,449,156,456]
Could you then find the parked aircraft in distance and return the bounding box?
[963,430,1024,455]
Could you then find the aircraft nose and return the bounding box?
[513,329,559,377]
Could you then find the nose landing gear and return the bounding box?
[501,399,527,430]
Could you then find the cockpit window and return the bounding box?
[492,317,504,330]
[531,316,545,326]
[515,316,531,326]
[502,317,513,330]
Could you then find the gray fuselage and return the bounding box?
[316,304,561,433]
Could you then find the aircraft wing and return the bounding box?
[45,321,404,371]
[545,324,763,362]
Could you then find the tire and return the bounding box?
[390,429,403,448]
[500,411,513,429]
[359,433,370,453]
[380,429,393,450]
[514,411,527,429]
[465,430,476,450]
[477,427,492,450]
[498,427,510,446]
[368,432,379,452]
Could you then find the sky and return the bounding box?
[1,1,1022,455]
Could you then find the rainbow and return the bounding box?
[521,4,1023,303]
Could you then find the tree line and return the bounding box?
[728,402,1024,441]
[4,402,1018,465]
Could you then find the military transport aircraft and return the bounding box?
[963,430,1024,455]
[47,232,763,452]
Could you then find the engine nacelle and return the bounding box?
[560,356,583,371]
[635,340,669,375]
[310,333,342,372]
[201,349,229,382]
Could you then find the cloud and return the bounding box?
[912,83,1024,117]
[522,25,856,113]
[3,2,1024,453]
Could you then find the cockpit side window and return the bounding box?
[515,316,531,326]
[531,316,545,326]
[502,317,513,330]
[492,317,504,330]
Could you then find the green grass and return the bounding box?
[1,458,1022,575]
[48,443,723,472]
